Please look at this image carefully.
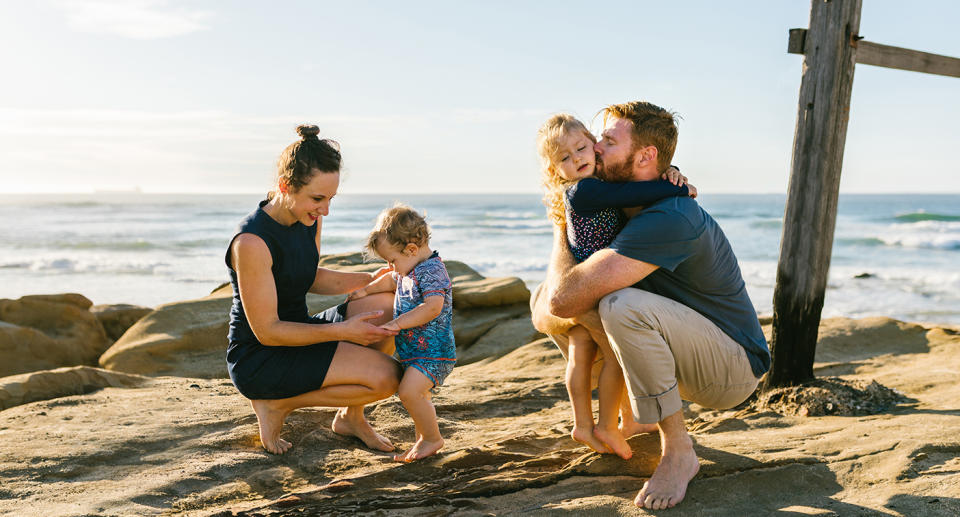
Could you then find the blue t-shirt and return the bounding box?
[393,251,456,362]
[608,196,770,377]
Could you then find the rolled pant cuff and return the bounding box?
[631,383,682,425]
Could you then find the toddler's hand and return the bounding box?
[662,166,688,186]
[687,183,698,198]
[371,265,393,281]
[347,288,368,301]
[380,320,401,332]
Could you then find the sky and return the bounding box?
[0,1,957,194]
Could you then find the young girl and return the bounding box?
[349,203,456,462]
[536,113,694,459]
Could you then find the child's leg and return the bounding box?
[395,366,444,462]
[567,325,612,454]
[591,330,634,459]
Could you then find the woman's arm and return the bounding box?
[233,234,396,346]
[381,296,444,331]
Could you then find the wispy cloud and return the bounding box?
[55,0,212,39]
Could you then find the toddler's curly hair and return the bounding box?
[364,203,431,260]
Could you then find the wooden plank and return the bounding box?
[765,0,862,390]
[788,28,960,79]
[857,40,960,78]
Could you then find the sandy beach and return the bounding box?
[0,253,957,516]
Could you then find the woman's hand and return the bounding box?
[339,311,398,345]
[661,166,688,186]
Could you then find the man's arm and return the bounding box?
[549,248,659,318]
[530,225,578,335]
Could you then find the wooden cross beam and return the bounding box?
[764,0,960,390]
[788,28,960,78]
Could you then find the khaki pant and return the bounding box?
[532,283,759,424]
[598,288,760,424]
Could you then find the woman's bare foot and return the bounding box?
[331,409,394,452]
[393,436,444,462]
[620,419,659,438]
[250,399,292,454]
[571,425,613,454]
[593,425,633,460]
[635,444,701,509]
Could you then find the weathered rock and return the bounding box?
[454,304,530,349]
[457,315,545,365]
[453,277,530,309]
[0,365,146,410]
[0,295,110,377]
[91,304,154,341]
[98,292,345,378]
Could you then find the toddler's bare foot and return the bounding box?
[593,425,633,460]
[332,409,394,452]
[250,399,292,454]
[393,436,444,462]
[571,425,613,454]
[620,419,659,437]
[635,445,700,509]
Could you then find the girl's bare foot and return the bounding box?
[331,409,394,452]
[593,425,633,460]
[393,436,444,462]
[571,425,613,454]
[620,419,659,438]
[250,399,292,454]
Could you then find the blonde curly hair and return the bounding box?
[536,114,596,228]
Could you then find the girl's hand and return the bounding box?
[340,311,397,345]
[380,320,401,332]
[347,287,368,301]
[662,166,688,186]
[687,183,698,198]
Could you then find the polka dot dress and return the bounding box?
[565,200,627,263]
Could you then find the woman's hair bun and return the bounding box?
[296,124,320,139]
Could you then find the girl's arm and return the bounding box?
[232,234,396,346]
[347,271,397,301]
[381,295,444,331]
[568,178,689,216]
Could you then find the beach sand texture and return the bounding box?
[1,257,959,516]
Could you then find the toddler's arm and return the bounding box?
[381,295,444,331]
[347,270,397,301]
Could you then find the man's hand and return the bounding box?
[339,311,397,345]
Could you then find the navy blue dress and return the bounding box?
[225,200,345,400]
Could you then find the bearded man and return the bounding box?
[531,101,770,510]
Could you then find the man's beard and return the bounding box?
[596,150,636,182]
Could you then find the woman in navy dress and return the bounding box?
[226,125,401,454]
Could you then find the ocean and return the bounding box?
[1,193,958,324]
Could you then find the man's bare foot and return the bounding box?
[571,425,613,454]
[593,425,633,460]
[332,409,394,452]
[620,419,659,438]
[250,399,292,454]
[393,436,444,462]
[635,445,700,509]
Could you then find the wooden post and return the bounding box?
[764,0,863,390]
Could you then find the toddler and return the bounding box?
[536,113,694,459]
[350,203,456,462]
